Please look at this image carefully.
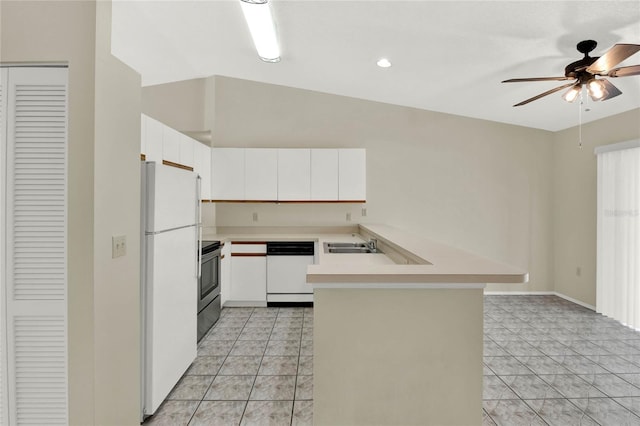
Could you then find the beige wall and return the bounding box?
[142,78,206,132]
[553,108,640,307]
[1,1,142,424]
[1,1,98,423]
[314,288,483,425]
[93,1,142,424]
[211,76,555,292]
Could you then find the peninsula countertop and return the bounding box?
[204,224,528,286]
[308,224,528,284]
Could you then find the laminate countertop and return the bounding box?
[205,224,528,287]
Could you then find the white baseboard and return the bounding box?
[223,301,267,308]
[553,292,596,311]
[484,291,555,296]
[483,290,596,311]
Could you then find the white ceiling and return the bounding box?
[111,0,640,131]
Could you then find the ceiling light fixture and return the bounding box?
[563,84,582,103]
[376,58,392,68]
[587,78,607,101]
[239,0,280,63]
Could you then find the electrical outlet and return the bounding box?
[346,212,352,221]
[361,208,367,217]
[112,235,126,258]
[252,212,259,222]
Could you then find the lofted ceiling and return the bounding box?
[111,0,640,131]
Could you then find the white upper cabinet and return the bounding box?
[210,147,366,202]
[311,149,339,200]
[193,142,211,200]
[162,126,181,164]
[142,114,197,168]
[143,115,163,163]
[212,148,245,200]
[179,133,195,168]
[245,149,278,200]
[338,149,366,201]
[141,113,147,156]
[278,149,311,200]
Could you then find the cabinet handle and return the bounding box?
[220,254,225,259]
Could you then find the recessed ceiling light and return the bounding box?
[376,58,392,68]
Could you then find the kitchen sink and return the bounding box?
[323,242,383,254]
[328,247,377,254]
[326,242,369,248]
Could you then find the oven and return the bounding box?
[198,240,221,341]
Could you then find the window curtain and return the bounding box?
[596,141,640,329]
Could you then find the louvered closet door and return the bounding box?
[3,67,68,425]
[1,67,9,426]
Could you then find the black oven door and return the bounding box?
[199,248,220,313]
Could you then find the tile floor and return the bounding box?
[484,295,640,426]
[144,295,640,425]
[144,306,313,426]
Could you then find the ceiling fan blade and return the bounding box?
[586,44,640,74]
[607,64,640,77]
[600,79,623,101]
[502,77,571,83]
[513,82,576,107]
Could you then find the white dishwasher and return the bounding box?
[266,241,315,305]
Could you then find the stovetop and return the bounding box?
[201,240,221,254]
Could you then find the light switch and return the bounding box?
[112,235,127,258]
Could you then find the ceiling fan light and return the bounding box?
[587,79,607,100]
[239,0,281,62]
[563,85,581,103]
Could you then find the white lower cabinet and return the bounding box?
[228,243,267,306]
[223,241,318,306]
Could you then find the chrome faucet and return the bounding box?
[367,238,378,252]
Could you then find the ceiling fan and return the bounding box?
[502,40,640,107]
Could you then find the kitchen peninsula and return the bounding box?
[308,224,527,426]
[206,224,527,425]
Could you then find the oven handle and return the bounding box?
[196,174,202,280]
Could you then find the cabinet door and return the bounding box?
[145,115,164,163]
[230,244,267,303]
[141,114,147,156]
[179,133,195,168]
[245,148,278,201]
[193,142,211,200]
[162,126,181,164]
[278,149,310,200]
[338,149,366,201]
[311,149,339,200]
[212,148,245,200]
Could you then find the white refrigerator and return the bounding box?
[141,162,200,417]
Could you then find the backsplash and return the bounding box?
[212,202,370,227]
